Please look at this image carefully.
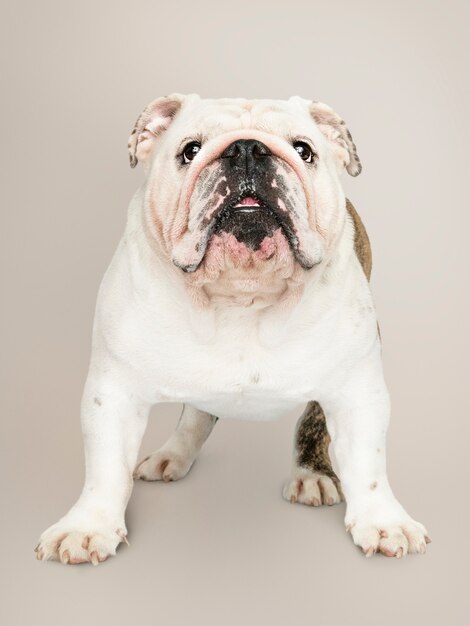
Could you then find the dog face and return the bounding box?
[128,95,361,299]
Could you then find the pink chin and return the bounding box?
[204,228,292,269]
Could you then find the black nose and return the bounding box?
[220,139,272,173]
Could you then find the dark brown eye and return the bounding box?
[293,141,314,163]
[182,141,201,164]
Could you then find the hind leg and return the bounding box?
[283,401,343,506]
[134,404,217,482]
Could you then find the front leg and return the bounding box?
[322,344,430,558]
[36,364,150,565]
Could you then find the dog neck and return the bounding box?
[182,250,306,310]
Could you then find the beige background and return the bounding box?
[1,0,469,624]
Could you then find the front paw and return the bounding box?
[134,448,193,482]
[36,518,128,565]
[346,506,430,558]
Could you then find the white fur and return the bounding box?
[36,96,428,564]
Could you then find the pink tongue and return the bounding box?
[234,196,260,207]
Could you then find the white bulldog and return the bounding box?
[36,94,430,565]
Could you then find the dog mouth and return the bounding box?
[231,196,263,211]
[207,190,301,257]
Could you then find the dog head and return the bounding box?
[128,94,360,304]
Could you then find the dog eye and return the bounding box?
[182,141,201,164]
[293,141,315,163]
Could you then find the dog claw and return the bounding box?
[425,535,432,544]
[395,547,404,559]
[61,550,70,564]
[116,529,130,546]
[90,551,99,566]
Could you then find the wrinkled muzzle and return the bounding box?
[171,133,324,273]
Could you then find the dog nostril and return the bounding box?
[252,143,269,158]
[221,142,242,159]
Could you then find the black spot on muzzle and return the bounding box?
[214,203,280,250]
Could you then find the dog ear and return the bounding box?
[309,101,362,176]
[128,93,186,168]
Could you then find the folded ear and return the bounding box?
[128,93,187,168]
[309,101,362,176]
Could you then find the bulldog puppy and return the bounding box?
[36,94,429,565]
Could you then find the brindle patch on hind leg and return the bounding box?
[283,401,343,506]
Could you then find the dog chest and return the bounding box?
[129,305,352,419]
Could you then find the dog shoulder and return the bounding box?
[345,199,372,282]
